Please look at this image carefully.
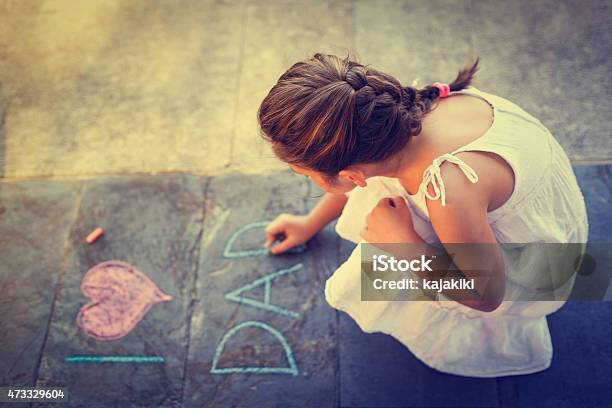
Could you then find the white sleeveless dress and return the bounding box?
[325,86,589,377]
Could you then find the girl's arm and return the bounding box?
[425,152,512,311]
[265,192,348,254]
[304,192,349,233]
[362,152,511,312]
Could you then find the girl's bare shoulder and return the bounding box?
[438,150,515,213]
[422,94,494,151]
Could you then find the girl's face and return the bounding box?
[289,164,358,194]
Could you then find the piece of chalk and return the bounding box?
[86,227,104,244]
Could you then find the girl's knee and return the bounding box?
[335,177,401,242]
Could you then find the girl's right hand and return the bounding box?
[264,214,318,255]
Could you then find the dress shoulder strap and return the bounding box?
[415,88,491,207]
[418,153,479,206]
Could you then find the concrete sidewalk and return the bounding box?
[1,1,611,407]
[1,167,611,407]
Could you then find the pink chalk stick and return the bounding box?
[86,227,104,244]
[76,260,172,341]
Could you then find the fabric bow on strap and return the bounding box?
[418,153,479,206]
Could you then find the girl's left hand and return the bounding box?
[360,196,419,243]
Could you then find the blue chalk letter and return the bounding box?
[225,263,302,318]
[223,220,308,258]
[210,320,299,376]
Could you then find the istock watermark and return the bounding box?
[372,254,433,272]
[371,254,475,292]
[360,242,612,302]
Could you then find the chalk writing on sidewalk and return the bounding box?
[225,263,302,318]
[211,221,308,376]
[223,220,308,259]
[210,320,298,376]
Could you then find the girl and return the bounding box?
[257,53,588,377]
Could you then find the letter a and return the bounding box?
[225,263,302,318]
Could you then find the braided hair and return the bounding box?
[258,52,479,177]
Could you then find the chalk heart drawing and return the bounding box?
[77,260,172,341]
[223,220,308,259]
[211,320,298,376]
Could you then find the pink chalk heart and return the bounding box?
[76,260,172,341]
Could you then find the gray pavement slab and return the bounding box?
[0,162,610,407]
[183,172,340,408]
[355,0,474,89]
[338,313,500,408]
[0,1,241,177]
[468,0,612,162]
[0,84,6,177]
[0,180,80,387]
[517,301,612,408]
[511,165,612,408]
[32,174,205,407]
[574,165,612,242]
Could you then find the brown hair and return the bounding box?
[257,52,479,178]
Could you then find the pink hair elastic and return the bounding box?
[433,82,451,98]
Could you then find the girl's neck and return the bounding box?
[366,134,435,195]
[388,136,437,194]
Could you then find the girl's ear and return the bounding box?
[338,168,367,187]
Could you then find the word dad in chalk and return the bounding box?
[210,321,298,376]
[211,221,306,376]
[225,263,302,318]
[223,220,308,258]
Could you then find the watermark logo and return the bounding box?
[372,254,434,272]
[360,242,612,302]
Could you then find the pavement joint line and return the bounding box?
[0,95,8,177]
[227,1,247,168]
[333,214,345,408]
[572,159,612,165]
[32,180,84,387]
[0,166,281,182]
[179,176,210,406]
[334,236,342,408]
[0,160,611,183]
[598,164,612,192]
[466,0,478,67]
